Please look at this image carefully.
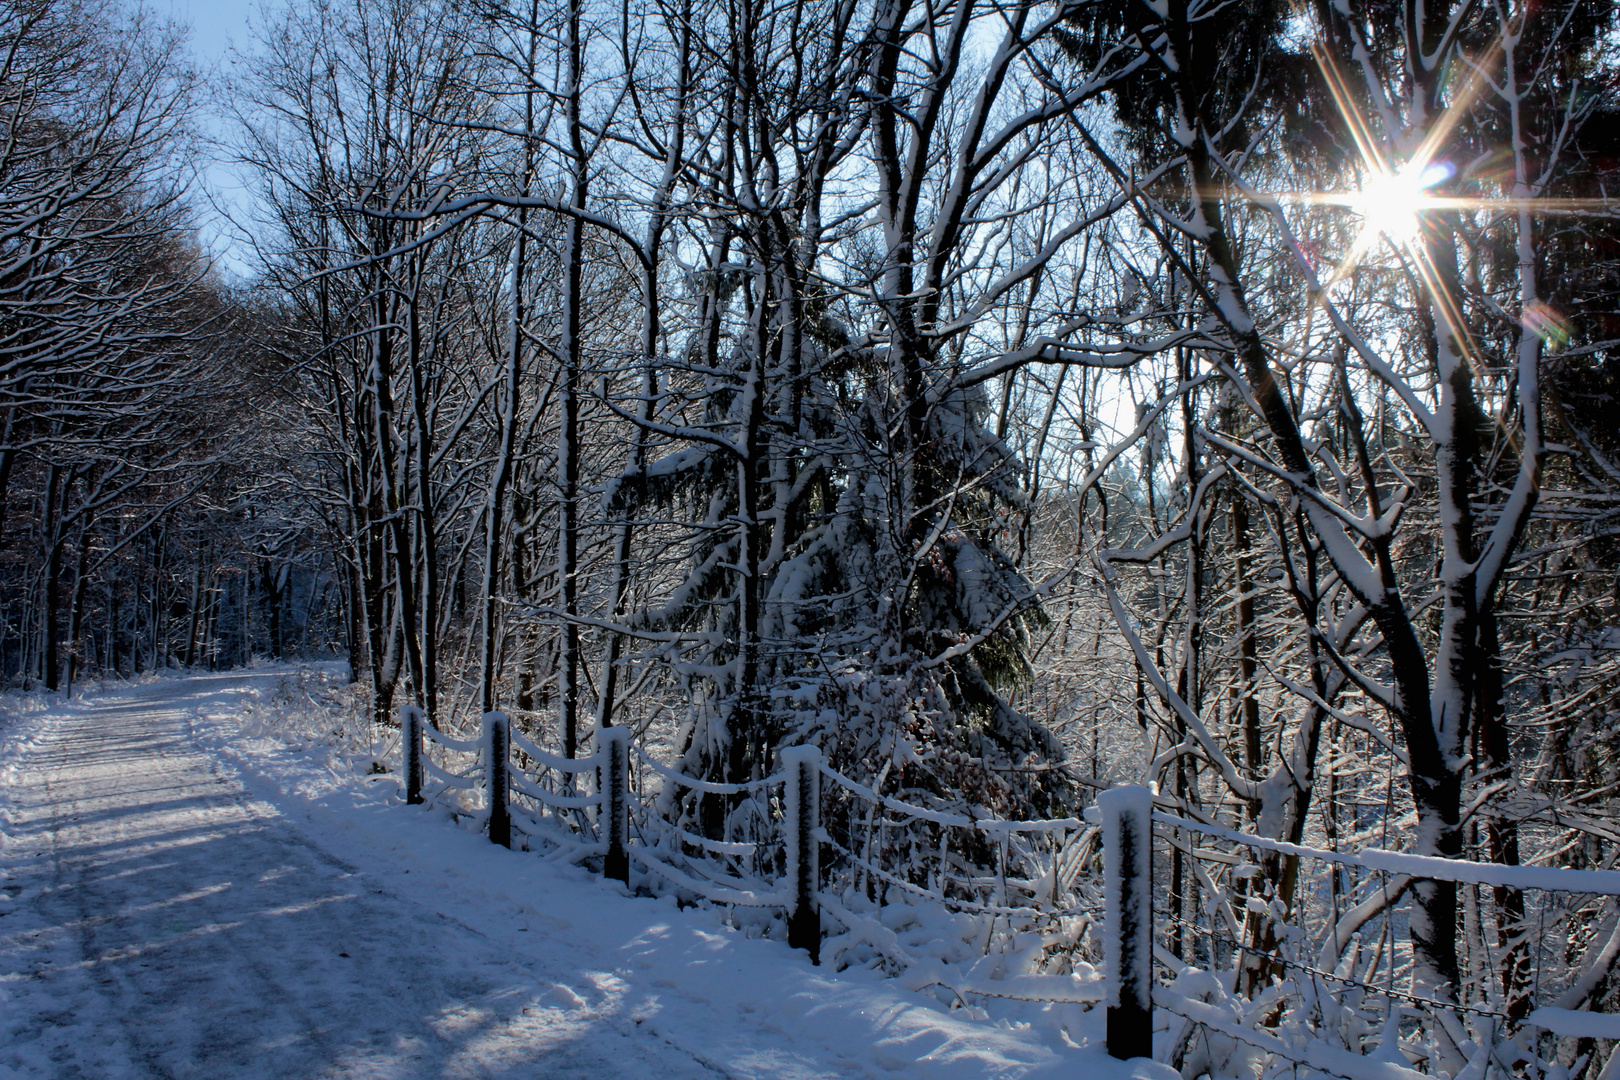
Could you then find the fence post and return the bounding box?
[483,711,510,848]
[1100,784,1153,1060]
[781,745,821,964]
[598,726,630,883]
[401,704,423,805]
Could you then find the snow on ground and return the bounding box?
[0,667,1173,1080]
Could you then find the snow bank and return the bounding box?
[186,668,1168,1080]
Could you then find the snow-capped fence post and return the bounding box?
[1100,784,1153,1060]
[483,711,511,848]
[598,726,630,883]
[781,744,822,964]
[400,704,423,805]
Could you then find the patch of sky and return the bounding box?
[163,0,278,280]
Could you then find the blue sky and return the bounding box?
[164,0,257,62]
[162,0,266,276]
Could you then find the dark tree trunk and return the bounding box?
[43,537,62,691]
[65,528,92,695]
[1476,608,1529,1014]
[184,535,205,667]
[106,574,119,675]
[41,464,64,691]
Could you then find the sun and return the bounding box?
[1348,162,1451,247]
[1298,159,1455,289]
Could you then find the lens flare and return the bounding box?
[1521,301,1571,350]
[1350,162,1452,245]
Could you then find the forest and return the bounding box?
[3,0,1619,1072]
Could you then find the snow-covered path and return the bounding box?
[1,671,1160,1080]
[1,673,744,1079]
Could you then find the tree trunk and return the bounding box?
[596,0,688,732]
[65,527,92,695]
[554,0,586,755]
[184,535,205,667]
[41,464,64,691]
[106,572,119,676]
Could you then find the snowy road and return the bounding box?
[1,671,1158,1080]
[1,673,753,1079]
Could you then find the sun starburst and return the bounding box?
[1347,162,1452,247]
[1267,37,1620,366]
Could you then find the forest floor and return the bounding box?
[0,668,1165,1080]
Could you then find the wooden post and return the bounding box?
[781,745,821,964]
[1100,784,1153,1060]
[401,704,423,805]
[599,726,629,883]
[484,711,510,848]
